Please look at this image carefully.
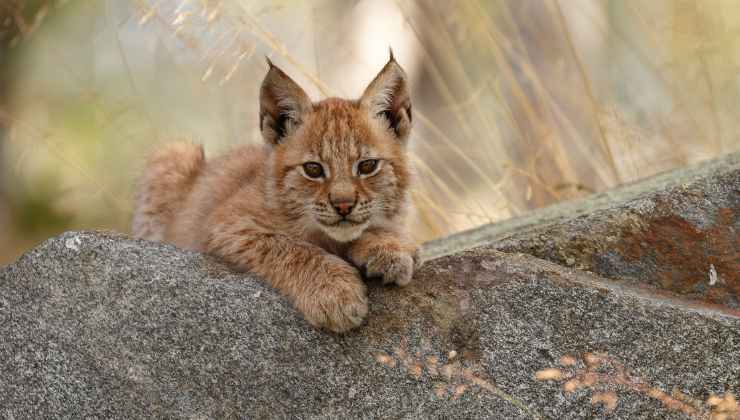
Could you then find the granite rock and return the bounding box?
[425,152,740,311]
[1,230,738,419]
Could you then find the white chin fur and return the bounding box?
[320,221,368,242]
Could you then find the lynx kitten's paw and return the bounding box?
[298,264,368,333]
[365,247,421,287]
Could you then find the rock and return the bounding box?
[425,152,740,311]
[1,231,738,419]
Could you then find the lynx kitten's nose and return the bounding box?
[330,184,356,217]
[333,201,354,217]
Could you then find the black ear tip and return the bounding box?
[265,56,274,68]
[388,47,395,62]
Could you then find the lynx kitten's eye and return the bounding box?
[358,159,379,176]
[302,162,324,179]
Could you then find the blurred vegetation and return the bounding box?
[1,0,739,264]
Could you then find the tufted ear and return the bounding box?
[359,51,412,142]
[259,59,313,145]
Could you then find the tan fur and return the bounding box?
[132,55,420,333]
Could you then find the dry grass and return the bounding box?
[1,0,739,263]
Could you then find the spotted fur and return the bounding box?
[132,55,420,333]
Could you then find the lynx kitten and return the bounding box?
[132,53,420,333]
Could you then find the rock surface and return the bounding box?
[1,230,738,419]
[425,152,739,312]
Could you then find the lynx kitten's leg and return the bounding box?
[207,228,368,333]
[348,229,421,286]
[132,143,204,241]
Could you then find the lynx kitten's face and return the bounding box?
[260,57,413,242]
[273,100,410,242]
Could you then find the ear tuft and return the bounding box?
[259,63,312,145]
[359,55,412,142]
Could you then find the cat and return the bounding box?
[132,52,420,332]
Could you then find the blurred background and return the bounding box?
[1,0,738,265]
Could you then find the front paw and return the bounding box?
[365,247,420,287]
[298,266,368,333]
